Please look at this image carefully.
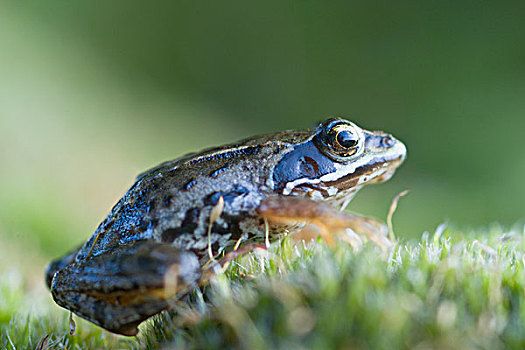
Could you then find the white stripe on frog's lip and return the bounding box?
[357,167,388,185]
[281,139,406,196]
[282,178,321,195]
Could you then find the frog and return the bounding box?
[45,117,406,336]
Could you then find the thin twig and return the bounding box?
[69,311,76,335]
[264,217,270,249]
[208,196,224,263]
[387,190,409,242]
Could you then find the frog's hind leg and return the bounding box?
[50,240,201,336]
[257,196,393,250]
[46,244,83,289]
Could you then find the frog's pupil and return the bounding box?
[336,130,357,148]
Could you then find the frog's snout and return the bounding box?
[380,133,407,164]
[395,137,408,163]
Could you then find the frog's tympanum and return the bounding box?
[46,118,406,336]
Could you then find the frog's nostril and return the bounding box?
[381,135,395,148]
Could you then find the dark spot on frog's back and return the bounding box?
[161,207,200,243]
[205,185,249,206]
[146,200,156,214]
[183,179,197,191]
[161,228,179,244]
[163,195,174,207]
[210,166,229,178]
[139,218,159,231]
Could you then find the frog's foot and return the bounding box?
[50,240,201,336]
[257,196,393,250]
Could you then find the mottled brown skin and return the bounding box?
[46,118,406,335]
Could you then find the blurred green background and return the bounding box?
[1,0,524,277]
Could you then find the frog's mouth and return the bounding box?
[284,155,404,199]
[325,154,405,190]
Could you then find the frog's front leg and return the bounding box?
[257,196,392,249]
[50,240,201,336]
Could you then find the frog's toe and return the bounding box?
[50,240,201,336]
[258,196,392,250]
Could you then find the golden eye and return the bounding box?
[314,119,363,160]
[327,124,359,157]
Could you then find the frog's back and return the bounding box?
[74,131,312,261]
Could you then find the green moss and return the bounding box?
[1,314,136,350]
[142,225,525,349]
[2,224,525,349]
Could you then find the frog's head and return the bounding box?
[273,118,406,206]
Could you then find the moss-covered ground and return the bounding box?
[2,224,524,349]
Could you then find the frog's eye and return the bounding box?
[316,120,362,159]
[329,125,359,157]
[334,128,358,149]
